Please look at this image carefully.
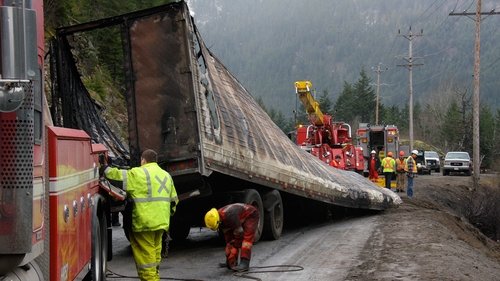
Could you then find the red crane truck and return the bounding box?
[0,1,120,280]
[294,81,365,173]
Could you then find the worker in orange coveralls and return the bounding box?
[368,150,381,182]
[204,203,259,272]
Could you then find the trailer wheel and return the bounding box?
[91,210,107,281]
[241,189,264,242]
[262,190,283,240]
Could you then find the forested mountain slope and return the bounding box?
[44,0,500,168]
[189,0,500,116]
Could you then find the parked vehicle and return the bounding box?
[416,150,431,175]
[356,124,400,176]
[443,152,472,176]
[425,151,441,173]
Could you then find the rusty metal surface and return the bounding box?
[125,3,200,166]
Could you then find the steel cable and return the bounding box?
[232,265,305,281]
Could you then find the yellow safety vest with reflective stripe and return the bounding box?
[406,156,417,173]
[396,158,407,172]
[381,157,396,172]
[105,162,178,232]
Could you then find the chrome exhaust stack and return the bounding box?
[0,1,36,112]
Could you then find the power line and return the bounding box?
[397,27,423,151]
[371,63,389,124]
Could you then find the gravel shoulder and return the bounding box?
[346,174,500,281]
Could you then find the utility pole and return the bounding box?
[372,63,388,125]
[397,27,423,151]
[450,1,499,190]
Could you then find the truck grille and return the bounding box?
[0,82,34,252]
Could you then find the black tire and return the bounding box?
[241,189,264,243]
[91,211,107,281]
[169,217,191,241]
[443,170,448,176]
[262,190,283,240]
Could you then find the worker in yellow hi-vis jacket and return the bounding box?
[102,149,178,281]
[381,151,396,190]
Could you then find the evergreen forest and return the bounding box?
[44,0,500,168]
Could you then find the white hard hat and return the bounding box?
[371,150,376,154]
[411,150,418,155]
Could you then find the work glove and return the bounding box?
[98,154,106,165]
[98,154,112,177]
[99,165,107,178]
[106,156,113,166]
[225,243,238,269]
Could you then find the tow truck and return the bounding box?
[294,81,364,173]
[0,1,122,280]
[356,123,400,188]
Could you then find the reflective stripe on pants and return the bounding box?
[129,229,164,281]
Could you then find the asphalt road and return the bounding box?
[106,173,500,281]
[107,213,383,281]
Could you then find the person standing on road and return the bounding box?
[368,150,381,182]
[395,151,407,192]
[406,150,418,198]
[102,149,178,281]
[381,151,396,190]
[204,203,259,272]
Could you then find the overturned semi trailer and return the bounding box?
[54,1,401,241]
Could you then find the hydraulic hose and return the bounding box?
[233,265,305,281]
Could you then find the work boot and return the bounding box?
[219,261,233,270]
[233,259,250,272]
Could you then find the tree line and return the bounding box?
[260,69,500,169]
[43,0,500,169]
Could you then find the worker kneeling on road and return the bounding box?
[205,203,259,272]
[101,149,178,281]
